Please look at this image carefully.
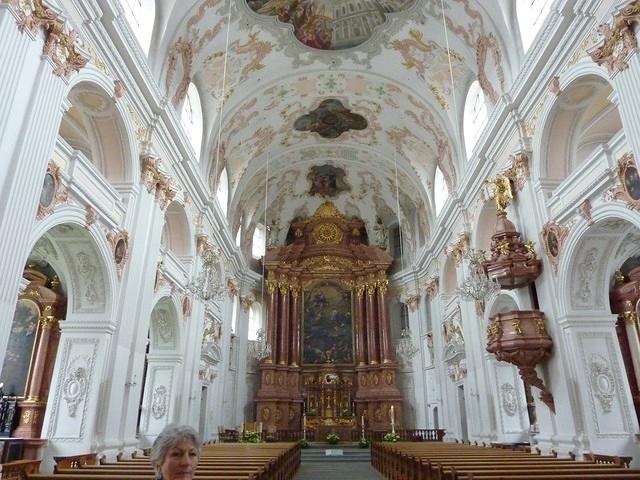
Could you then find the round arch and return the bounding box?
[62,66,140,184]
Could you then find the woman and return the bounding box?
[150,424,201,480]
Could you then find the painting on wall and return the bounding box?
[307,164,350,197]
[247,0,415,51]
[0,299,40,397]
[302,282,354,364]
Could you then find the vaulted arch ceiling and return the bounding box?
[155,0,518,256]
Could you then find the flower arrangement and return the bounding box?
[358,438,370,448]
[382,432,400,442]
[300,438,310,448]
[242,431,262,443]
[326,433,340,445]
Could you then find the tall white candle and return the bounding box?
[390,405,395,424]
[361,415,365,428]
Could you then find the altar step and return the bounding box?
[300,444,372,463]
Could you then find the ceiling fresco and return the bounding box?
[155,0,518,257]
[246,0,416,51]
[294,99,368,138]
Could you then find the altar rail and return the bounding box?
[217,429,446,443]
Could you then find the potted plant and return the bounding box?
[241,431,262,443]
[300,438,310,448]
[326,433,340,445]
[358,438,370,448]
[382,432,400,442]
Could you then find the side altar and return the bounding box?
[254,202,403,437]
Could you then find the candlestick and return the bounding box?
[361,415,365,428]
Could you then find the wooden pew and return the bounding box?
[371,441,639,480]
[1,442,300,480]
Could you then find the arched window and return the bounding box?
[119,0,155,55]
[517,0,553,53]
[235,227,241,247]
[434,166,449,216]
[252,223,266,259]
[216,168,229,215]
[463,80,488,159]
[248,304,261,341]
[181,83,203,160]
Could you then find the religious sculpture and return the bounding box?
[485,174,513,213]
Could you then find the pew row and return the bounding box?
[371,441,639,480]
[0,442,300,480]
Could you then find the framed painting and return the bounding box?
[302,281,354,365]
[0,298,40,397]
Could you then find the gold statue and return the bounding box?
[485,174,513,213]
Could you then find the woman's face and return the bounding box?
[160,440,198,480]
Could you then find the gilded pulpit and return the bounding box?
[254,202,403,437]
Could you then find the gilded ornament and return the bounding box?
[313,222,343,245]
[511,319,523,336]
[485,175,514,213]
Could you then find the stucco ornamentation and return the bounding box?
[501,383,518,416]
[589,354,616,413]
[151,385,168,419]
[62,357,89,418]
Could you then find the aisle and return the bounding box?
[293,460,385,479]
[293,444,385,480]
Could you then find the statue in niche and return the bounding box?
[266,219,280,247]
[373,216,388,250]
[307,164,350,197]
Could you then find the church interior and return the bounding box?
[2,0,640,478]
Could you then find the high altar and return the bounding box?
[254,202,403,437]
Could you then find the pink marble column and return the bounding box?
[377,276,394,364]
[290,285,301,366]
[279,280,290,366]
[365,282,380,364]
[354,283,368,366]
[266,273,278,365]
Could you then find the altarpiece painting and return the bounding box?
[302,282,354,364]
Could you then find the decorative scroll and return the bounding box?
[62,356,89,417]
[106,230,129,279]
[446,233,469,266]
[589,1,640,75]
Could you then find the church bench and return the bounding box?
[370,442,638,480]
[460,474,640,480]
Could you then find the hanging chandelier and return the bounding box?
[189,246,226,301]
[457,249,500,302]
[248,328,271,361]
[395,328,419,360]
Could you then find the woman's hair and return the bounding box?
[150,424,202,477]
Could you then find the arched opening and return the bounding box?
[463,80,488,159]
[441,256,458,296]
[543,76,622,185]
[517,0,553,53]
[181,83,204,160]
[216,168,229,215]
[59,83,134,184]
[248,303,262,341]
[252,223,266,260]
[434,166,449,217]
[3,223,112,451]
[119,0,156,55]
[161,202,192,258]
[559,214,640,454]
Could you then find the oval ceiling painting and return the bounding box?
[247,0,416,51]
